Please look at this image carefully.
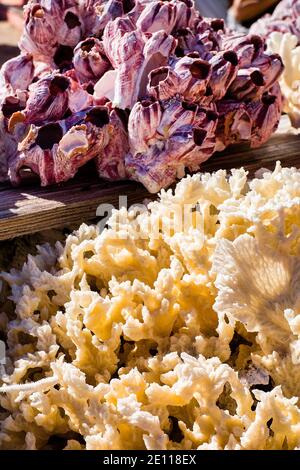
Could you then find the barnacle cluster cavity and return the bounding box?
[0,0,284,192]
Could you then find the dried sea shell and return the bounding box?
[11,106,112,185]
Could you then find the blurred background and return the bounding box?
[0,0,282,67]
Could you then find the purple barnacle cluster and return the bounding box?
[0,0,284,192]
[250,0,300,43]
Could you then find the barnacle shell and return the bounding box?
[216,100,252,151]
[11,72,70,126]
[246,84,283,148]
[0,54,34,98]
[173,56,211,102]
[0,0,285,190]
[95,107,129,180]
[229,68,267,101]
[73,37,111,84]
[222,34,265,68]
[11,106,111,185]
[148,67,180,101]
[126,99,217,192]
[250,0,300,43]
[136,1,178,34]
[128,100,162,154]
[20,0,84,60]
[208,50,239,100]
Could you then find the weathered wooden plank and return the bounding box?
[0,128,300,241]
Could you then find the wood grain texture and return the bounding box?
[0,128,300,241]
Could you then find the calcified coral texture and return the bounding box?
[1,163,300,450]
[0,0,284,192]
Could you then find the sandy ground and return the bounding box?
[0,21,20,67]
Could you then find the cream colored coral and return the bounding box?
[1,163,300,450]
[267,32,300,128]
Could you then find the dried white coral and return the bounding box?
[267,31,300,127]
[1,163,300,450]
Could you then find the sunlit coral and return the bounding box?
[1,164,300,450]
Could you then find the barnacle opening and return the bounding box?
[64,11,81,29]
[206,110,218,121]
[31,5,44,19]
[204,85,213,97]
[175,47,185,57]
[176,28,190,37]
[182,101,197,112]
[85,107,109,127]
[193,128,207,146]
[86,84,95,95]
[189,60,210,80]
[249,35,263,52]
[36,123,63,150]
[223,51,238,66]
[181,0,193,6]
[49,76,70,95]
[211,19,225,32]
[187,51,200,58]
[80,38,96,53]
[114,108,129,128]
[54,45,74,67]
[123,0,135,13]
[141,99,155,108]
[2,97,25,119]
[251,70,265,87]
[150,67,169,87]
[262,94,276,106]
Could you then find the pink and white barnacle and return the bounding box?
[95,108,129,180]
[11,106,112,185]
[96,27,175,108]
[195,17,225,52]
[246,83,283,148]
[136,1,178,35]
[57,6,83,48]
[228,67,267,101]
[222,34,265,69]
[0,94,28,182]
[147,66,180,101]
[20,0,83,57]
[10,72,71,127]
[251,52,284,91]
[208,50,239,101]
[0,54,34,96]
[19,1,58,59]
[128,99,162,154]
[74,38,111,84]
[173,28,209,58]
[65,69,94,113]
[91,0,125,37]
[216,100,252,151]
[102,16,136,68]
[173,55,211,102]
[172,0,200,31]
[138,30,177,97]
[126,99,218,192]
